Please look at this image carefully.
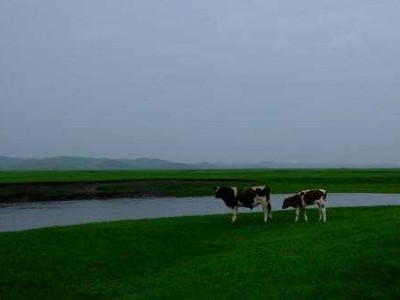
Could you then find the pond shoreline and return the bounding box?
[0,179,255,203]
[2,180,400,203]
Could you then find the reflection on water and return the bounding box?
[1,194,399,232]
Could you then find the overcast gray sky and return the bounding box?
[1,0,400,164]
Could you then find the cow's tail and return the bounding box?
[265,185,271,201]
[266,186,272,218]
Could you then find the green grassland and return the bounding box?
[0,206,399,299]
[1,169,400,202]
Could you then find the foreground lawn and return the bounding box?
[0,206,399,299]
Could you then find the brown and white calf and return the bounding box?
[214,185,272,223]
[282,189,328,222]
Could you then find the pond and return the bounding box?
[1,193,400,232]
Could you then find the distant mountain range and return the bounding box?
[0,156,191,170]
[0,156,398,170]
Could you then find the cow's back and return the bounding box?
[236,188,256,207]
[302,189,327,205]
[237,186,269,208]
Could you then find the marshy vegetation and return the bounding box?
[1,168,400,202]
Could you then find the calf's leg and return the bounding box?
[321,202,327,223]
[302,207,308,222]
[316,200,327,222]
[295,207,300,223]
[318,206,323,222]
[267,201,273,219]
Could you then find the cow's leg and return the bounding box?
[261,200,269,223]
[267,201,273,219]
[295,207,300,222]
[321,201,327,223]
[316,199,327,222]
[302,207,308,222]
[318,205,323,222]
[231,206,238,223]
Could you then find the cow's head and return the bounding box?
[214,186,223,198]
[214,186,234,199]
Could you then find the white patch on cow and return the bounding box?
[254,195,265,204]
[315,197,325,206]
[251,186,267,208]
[232,187,238,197]
[300,189,310,196]
[251,185,266,191]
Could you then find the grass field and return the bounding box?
[1,169,400,202]
[0,206,399,299]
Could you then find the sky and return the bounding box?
[1,0,400,164]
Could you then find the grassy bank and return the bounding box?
[0,206,399,299]
[1,169,400,202]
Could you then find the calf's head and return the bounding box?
[282,194,301,209]
[282,197,290,209]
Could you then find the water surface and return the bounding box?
[1,193,399,232]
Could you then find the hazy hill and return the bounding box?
[0,156,191,170]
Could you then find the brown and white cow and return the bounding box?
[214,185,272,223]
[282,189,328,222]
